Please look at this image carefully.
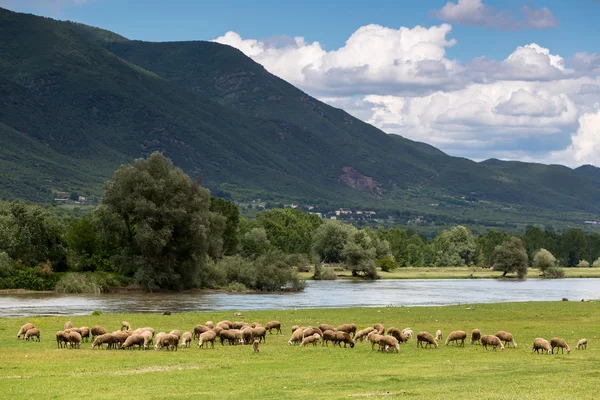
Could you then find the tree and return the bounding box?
[99,152,217,290]
[431,226,477,267]
[253,209,322,254]
[311,221,356,263]
[492,237,528,279]
[209,197,240,256]
[559,229,588,267]
[577,260,590,268]
[477,230,508,266]
[240,228,271,258]
[593,257,600,268]
[532,249,557,273]
[341,229,378,278]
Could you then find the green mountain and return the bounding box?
[2,8,600,228]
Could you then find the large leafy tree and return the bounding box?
[559,228,588,267]
[432,225,477,267]
[209,197,240,256]
[492,237,528,278]
[253,208,322,254]
[311,220,356,263]
[100,152,219,290]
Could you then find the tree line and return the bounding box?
[1,153,599,292]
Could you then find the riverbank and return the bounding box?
[1,302,598,399]
[299,266,600,280]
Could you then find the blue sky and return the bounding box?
[4,0,600,166]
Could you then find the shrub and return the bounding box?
[226,282,247,292]
[91,309,103,316]
[593,257,600,268]
[377,256,398,272]
[532,249,556,273]
[577,260,590,268]
[316,267,337,280]
[55,273,102,293]
[1,265,60,291]
[543,266,565,278]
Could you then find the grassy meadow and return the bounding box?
[0,302,599,399]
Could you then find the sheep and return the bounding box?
[169,329,181,340]
[64,321,72,330]
[495,331,517,349]
[216,320,232,330]
[445,331,467,347]
[470,329,482,345]
[193,324,211,340]
[134,327,155,335]
[374,323,385,335]
[252,326,267,343]
[24,328,41,342]
[17,323,35,339]
[67,331,82,349]
[220,329,243,345]
[368,332,384,350]
[121,334,145,350]
[302,327,323,339]
[121,321,131,331]
[154,333,179,351]
[180,332,193,348]
[142,330,154,349]
[550,338,571,354]
[401,328,414,339]
[232,321,248,330]
[301,333,321,347]
[336,323,357,338]
[322,330,337,347]
[266,321,282,335]
[417,332,438,349]
[379,335,400,353]
[198,330,217,349]
[241,326,253,344]
[250,322,262,328]
[355,327,376,342]
[205,321,215,329]
[576,338,588,350]
[56,331,69,348]
[79,326,90,342]
[64,327,83,336]
[532,338,551,354]
[386,327,408,344]
[91,325,107,339]
[481,335,504,351]
[111,331,130,347]
[318,324,336,333]
[288,328,304,346]
[334,331,355,348]
[435,330,443,341]
[91,333,114,349]
[253,339,260,352]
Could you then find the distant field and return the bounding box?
[1,302,598,399]
[299,267,600,280]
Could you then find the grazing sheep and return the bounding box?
[241,326,253,344]
[322,330,337,347]
[154,333,179,351]
[111,331,130,347]
[193,324,211,340]
[169,329,181,340]
[17,323,35,339]
[532,338,551,354]
[470,329,482,345]
[64,321,72,330]
[445,331,467,347]
[121,321,131,331]
[250,322,262,328]
[401,328,414,339]
[288,328,304,346]
[379,335,400,353]
[355,327,376,342]
[336,323,357,338]
[495,331,517,349]
[91,325,107,339]
[217,320,233,330]
[550,338,571,354]
[374,323,385,335]
[333,331,355,348]
[266,321,282,335]
[220,329,243,345]
[435,330,443,341]
[24,328,41,342]
[232,321,248,330]
[68,331,82,349]
[142,330,154,349]
[302,327,323,339]
[79,326,90,342]
[417,332,438,349]
[252,326,267,343]
[253,339,260,353]
[576,338,588,350]
[481,335,504,351]
[198,330,217,349]
[121,334,145,350]
[368,332,384,350]
[91,333,114,349]
[180,332,193,348]
[301,333,321,347]
[56,331,69,348]
[318,324,335,333]
[386,327,408,344]
[205,321,215,329]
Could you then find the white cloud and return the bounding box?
[550,109,600,166]
[431,0,558,30]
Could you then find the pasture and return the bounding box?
[1,301,599,399]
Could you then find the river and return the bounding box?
[1,278,599,317]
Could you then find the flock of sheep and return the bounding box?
[15,319,588,355]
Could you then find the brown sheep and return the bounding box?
[180,332,193,348]
[91,333,115,349]
[17,323,35,339]
[266,321,282,335]
[322,330,337,347]
[205,321,215,329]
[253,339,260,352]
[300,333,321,347]
[532,338,551,354]
[417,332,438,349]
[386,327,408,344]
[56,331,69,348]
[241,326,253,345]
[142,330,154,349]
[302,327,323,338]
[445,331,467,347]
[550,338,571,354]
[435,330,443,341]
[250,322,262,328]
[252,326,267,343]
[121,321,131,331]
[121,334,145,350]
[368,332,384,350]
[231,321,248,330]
[576,338,587,350]
[169,329,181,339]
[154,333,179,351]
[217,320,233,330]
[64,321,72,330]
[198,330,217,349]
[220,329,243,345]
[288,328,304,346]
[79,326,90,342]
[91,325,107,339]
[24,328,41,342]
[355,327,376,342]
[470,329,482,345]
[374,323,385,335]
[495,331,517,348]
[111,331,130,347]
[68,331,82,349]
[193,324,211,340]
[334,331,355,348]
[482,335,504,351]
[379,335,400,353]
[318,324,335,333]
[336,323,357,338]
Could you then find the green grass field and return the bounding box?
[1,302,598,399]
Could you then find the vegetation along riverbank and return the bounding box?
[2,301,599,399]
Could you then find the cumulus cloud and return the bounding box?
[550,109,600,166]
[430,0,558,30]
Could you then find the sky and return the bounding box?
[3,0,600,167]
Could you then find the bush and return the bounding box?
[593,257,600,268]
[377,256,399,272]
[91,309,103,316]
[54,272,129,293]
[543,266,565,278]
[532,249,556,273]
[0,265,60,291]
[226,282,247,292]
[0,252,14,278]
[577,260,590,268]
[316,267,337,280]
